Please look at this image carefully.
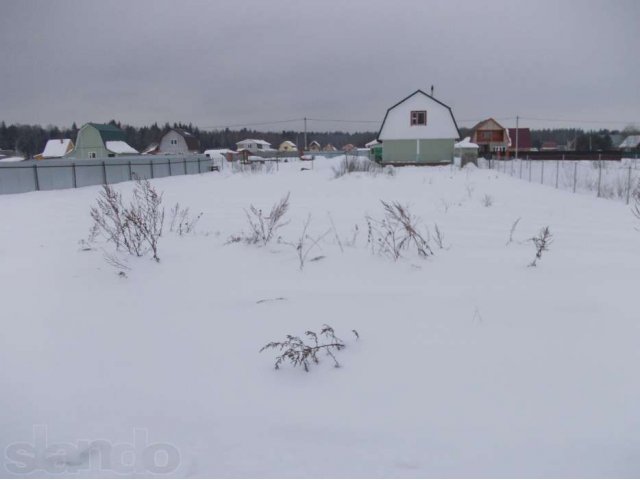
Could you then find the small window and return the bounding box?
[410,110,427,126]
[88,152,96,159]
[257,144,263,150]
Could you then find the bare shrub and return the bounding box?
[293,215,330,270]
[169,202,202,236]
[366,201,433,261]
[243,192,290,245]
[465,183,475,198]
[333,157,381,178]
[481,194,494,207]
[260,324,359,372]
[528,226,552,267]
[433,223,447,249]
[506,217,522,246]
[90,178,165,261]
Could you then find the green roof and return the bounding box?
[89,123,127,142]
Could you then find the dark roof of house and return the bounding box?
[508,128,532,150]
[171,128,200,152]
[88,123,127,142]
[376,89,460,141]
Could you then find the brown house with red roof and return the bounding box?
[471,118,510,155]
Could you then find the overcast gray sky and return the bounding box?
[0,0,638,132]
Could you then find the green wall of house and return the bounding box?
[381,139,454,164]
[68,125,110,159]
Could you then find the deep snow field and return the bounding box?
[1,156,639,478]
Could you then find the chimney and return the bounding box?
[430,85,434,97]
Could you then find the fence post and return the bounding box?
[597,161,602,198]
[102,161,107,184]
[555,159,560,188]
[573,162,577,193]
[72,163,77,188]
[528,159,532,182]
[33,164,40,191]
[150,161,154,179]
[198,157,201,173]
[519,159,523,178]
[128,160,132,180]
[626,165,632,205]
[541,160,545,184]
[183,157,187,175]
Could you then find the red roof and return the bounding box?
[508,128,532,150]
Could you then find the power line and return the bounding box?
[518,116,637,125]
[200,118,303,130]
[307,118,381,124]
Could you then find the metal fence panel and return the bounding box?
[0,154,212,195]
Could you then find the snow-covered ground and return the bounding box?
[1,156,639,477]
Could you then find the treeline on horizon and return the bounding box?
[0,120,635,158]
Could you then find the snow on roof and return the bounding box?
[236,139,271,146]
[204,149,235,159]
[365,139,380,148]
[0,156,25,162]
[280,141,296,147]
[41,139,72,158]
[619,135,640,148]
[105,141,138,154]
[455,137,479,149]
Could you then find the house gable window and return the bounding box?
[410,110,427,126]
[88,151,96,159]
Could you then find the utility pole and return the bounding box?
[304,117,308,151]
[515,115,519,160]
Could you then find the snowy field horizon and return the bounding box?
[1,155,639,477]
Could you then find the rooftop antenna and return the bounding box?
[430,85,434,97]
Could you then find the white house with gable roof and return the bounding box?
[377,89,460,164]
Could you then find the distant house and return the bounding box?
[342,144,356,152]
[278,140,297,152]
[67,123,138,159]
[34,139,74,160]
[236,139,272,153]
[377,89,460,164]
[308,141,321,152]
[507,128,532,153]
[143,128,200,155]
[619,135,640,151]
[471,118,510,155]
[541,141,558,151]
[322,144,337,152]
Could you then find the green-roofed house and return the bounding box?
[66,123,139,159]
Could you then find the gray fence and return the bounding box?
[0,154,213,195]
[478,157,640,204]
